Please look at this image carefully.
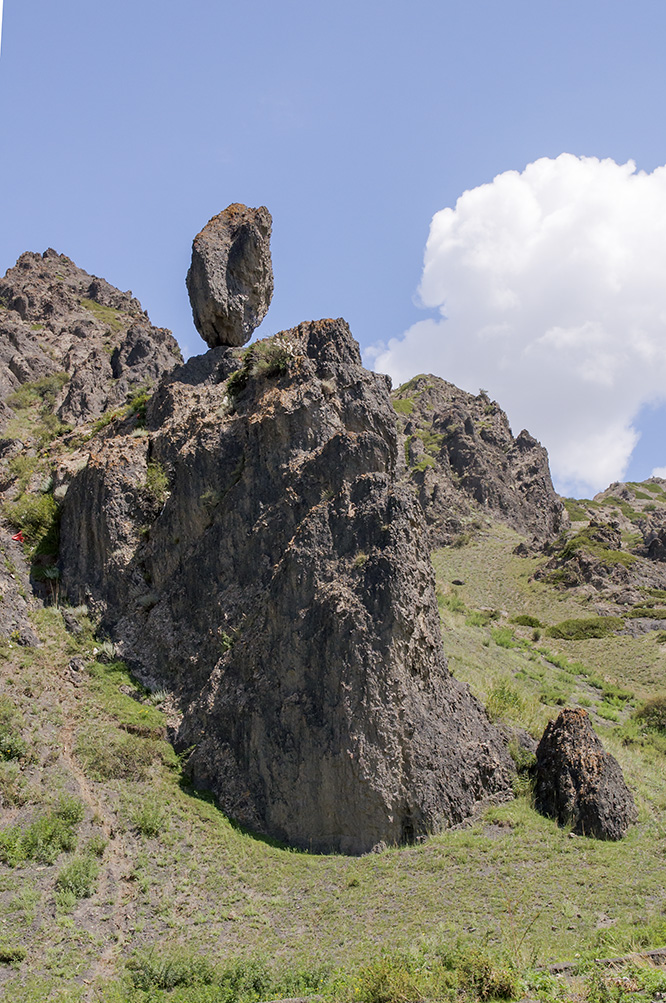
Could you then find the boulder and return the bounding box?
[186,204,273,348]
[534,708,637,839]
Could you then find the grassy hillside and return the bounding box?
[2,520,666,1001]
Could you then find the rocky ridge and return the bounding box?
[0,249,182,640]
[0,248,181,426]
[391,375,565,548]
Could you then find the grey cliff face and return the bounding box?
[59,318,514,853]
[392,376,565,547]
[534,708,637,840]
[186,204,274,348]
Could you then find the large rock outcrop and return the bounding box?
[186,204,273,348]
[0,249,182,642]
[391,376,565,547]
[59,318,514,853]
[534,708,637,840]
[0,248,182,427]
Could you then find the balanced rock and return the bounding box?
[534,708,637,839]
[186,204,273,348]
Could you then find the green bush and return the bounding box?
[545,616,624,640]
[486,680,525,722]
[490,627,518,649]
[250,335,298,379]
[3,492,59,549]
[633,695,666,733]
[126,386,151,425]
[392,397,414,416]
[55,855,99,899]
[144,461,169,503]
[557,526,637,567]
[53,793,85,824]
[84,834,108,858]
[446,946,521,1001]
[128,947,218,991]
[227,335,299,400]
[0,698,27,761]
[626,606,666,619]
[510,614,542,628]
[6,372,69,412]
[440,591,466,613]
[0,811,78,867]
[466,609,499,627]
[563,498,589,521]
[354,955,420,1003]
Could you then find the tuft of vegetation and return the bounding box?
[633,695,666,733]
[144,460,170,503]
[545,616,624,640]
[126,385,151,425]
[75,727,170,781]
[626,605,666,619]
[3,490,59,551]
[563,498,589,521]
[557,525,637,567]
[0,698,28,761]
[490,626,519,649]
[510,614,542,628]
[0,945,27,966]
[55,855,99,899]
[486,680,525,722]
[130,797,167,837]
[0,810,79,867]
[465,609,499,627]
[6,372,69,412]
[391,397,414,416]
[79,297,125,331]
[227,334,301,399]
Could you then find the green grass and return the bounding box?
[55,855,99,899]
[3,525,666,998]
[144,461,170,503]
[557,526,637,567]
[79,298,125,331]
[391,397,414,416]
[545,617,625,640]
[0,810,79,866]
[563,498,589,521]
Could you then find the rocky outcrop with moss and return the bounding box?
[0,249,182,641]
[57,318,515,852]
[0,248,181,429]
[391,376,565,547]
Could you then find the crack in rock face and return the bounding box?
[186,204,274,348]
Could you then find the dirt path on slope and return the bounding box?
[60,719,138,997]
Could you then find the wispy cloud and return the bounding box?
[367,154,666,496]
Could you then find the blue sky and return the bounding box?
[1,1,666,494]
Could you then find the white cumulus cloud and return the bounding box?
[368,154,666,496]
